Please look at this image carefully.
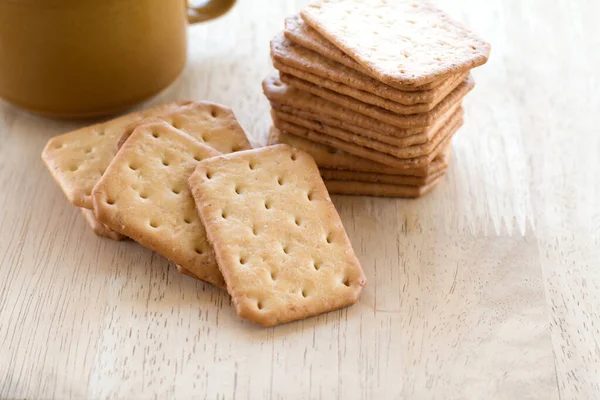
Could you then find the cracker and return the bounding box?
[324,178,442,198]
[273,115,462,168]
[176,264,201,280]
[284,14,453,91]
[320,168,445,186]
[272,107,464,157]
[271,33,468,110]
[271,102,461,147]
[268,127,450,176]
[280,72,475,128]
[188,144,366,326]
[263,73,438,136]
[42,101,191,209]
[117,102,252,153]
[301,0,491,86]
[91,122,225,288]
[81,208,127,241]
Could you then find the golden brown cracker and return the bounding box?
[188,144,366,326]
[268,127,450,177]
[283,14,455,91]
[273,114,463,168]
[272,106,464,158]
[92,122,225,288]
[42,101,190,209]
[117,102,252,153]
[301,0,490,86]
[280,72,475,128]
[325,178,442,198]
[271,33,468,110]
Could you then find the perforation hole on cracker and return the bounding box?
[312,260,321,271]
[194,247,204,255]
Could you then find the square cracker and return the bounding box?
[271,102,461,147]
[42,101,190,209]
[284,14,454,91]
[263,73,448,137]
[301,0,490,86]
[271,33,468,110]
[324,177,442,198]
[188,144,367,326]
[117,102,252,153]
[273,114,463,168]
[272,106,464,158]
[268,127,450,177]
[92,122,225,288]
[320,168,445,186]
[279,72,474,128]
[81,208,127,241]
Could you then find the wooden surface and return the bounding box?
[0,0,598,398]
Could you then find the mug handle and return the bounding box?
[187,0,236,23]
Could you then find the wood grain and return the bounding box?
[0,0,598,398]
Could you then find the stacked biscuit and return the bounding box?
[264,0,490,197]
[42,101,366,326]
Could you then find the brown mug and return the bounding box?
[0,0,235,118]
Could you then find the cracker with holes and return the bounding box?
[188,144,366,326]
[284,13,453,91]
[280,72,474,129]
[42,101,191,209]
[301,0,490,87]
[271,33,468,110]
[268,127,450,176]
[273,115,462,168]
[117,102,252,153]
[92,122,225,288]
[272,106,464,158]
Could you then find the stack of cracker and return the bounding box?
[43,102,367,326]
[264,0,490,198]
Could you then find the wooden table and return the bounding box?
[1,0,598,398]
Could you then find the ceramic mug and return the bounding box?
[0,0,235,117]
